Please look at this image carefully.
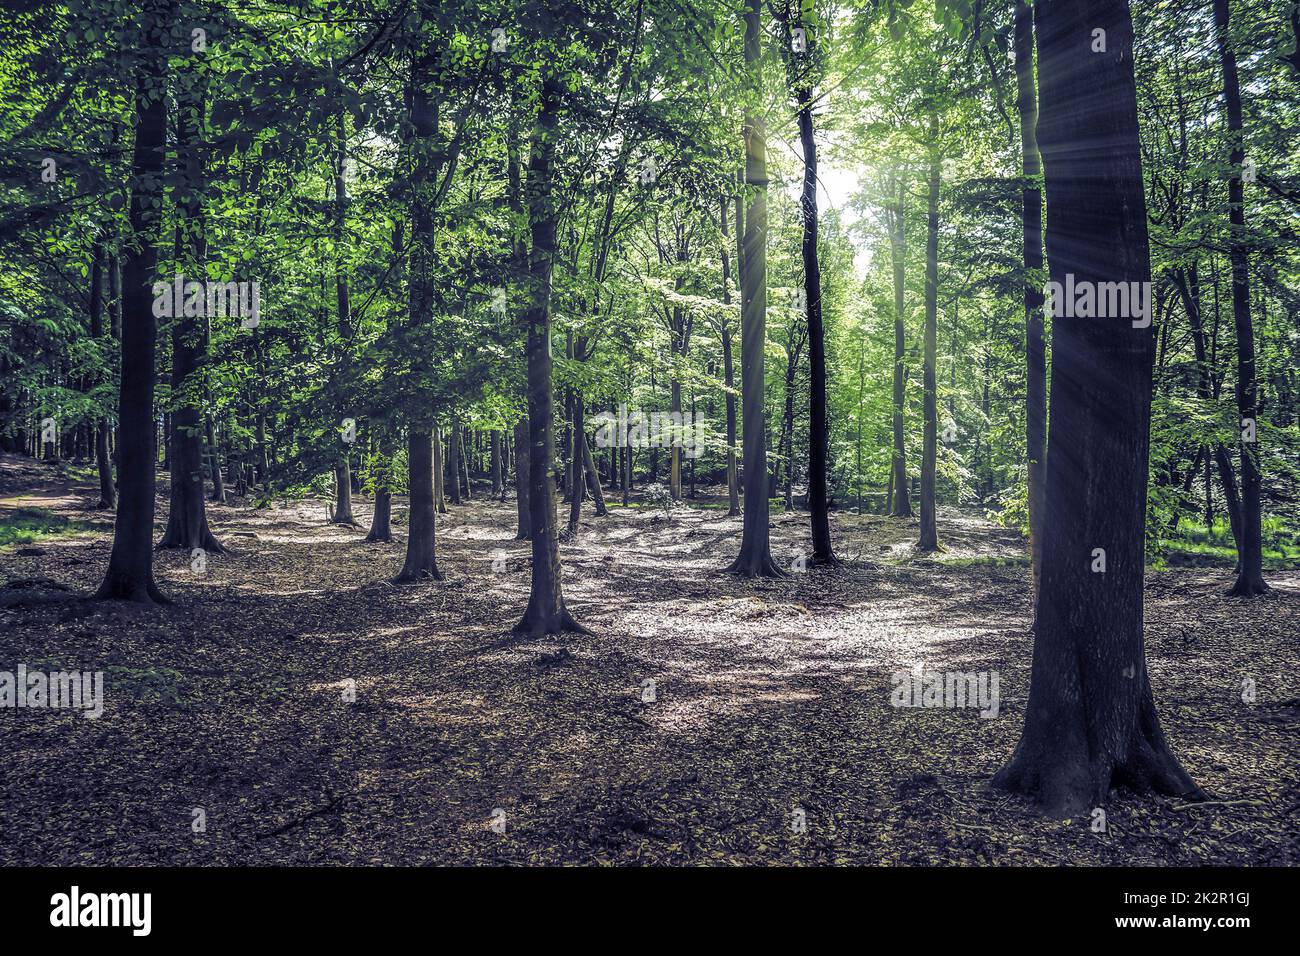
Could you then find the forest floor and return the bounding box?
[1,451,1296,866]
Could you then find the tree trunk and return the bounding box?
[781,330,797,511]
[564,396,586,539]
[919,115,941,552]
[96,0,174,603]
[157,62,224,556]
[491,429,503,496]
[365,439,393,542]
[797,80,835,563]
[89,240,116,509]
[889,173,912,517]
[332,458,357,525]
[1013,0,1045,598]
[514,76,587,636]
[728,0,783,577]
[433,422,447,514]
[1016,0,1047,597]
[397,430,441,580]
[582,427,607,516]
[720,197,741,517]
[447,418,463,504]
[514,418,531,539]
[1214,0,1268,596]
[993,0,1203,815]
[394,51,443,582]
[367,486,392,542]
[207,415,225,503]
[460,426,472,500]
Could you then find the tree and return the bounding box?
[88,237,115,510]
[96,0,175,604]
[1015,0,1047,595]
[785,3,837,564]
[514,74,589,635]
[728,0,784,578]
[157,59,225,555]
[993,0,1204,815]
[918,110,940,552]
[395,41,447,584]
[885,168,912,518]
[1214,0,1269,597]
[719,194,740,517]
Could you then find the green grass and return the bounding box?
[0,508,93,549]
[1160,515,1300,569]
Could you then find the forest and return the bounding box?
[0,0,1297,874]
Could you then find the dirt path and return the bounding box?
[1,454,1296,865]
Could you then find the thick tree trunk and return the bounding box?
[1214,0,1268,596]
[993,0,1203,815]
[96,0,174,603]
[365,434,393,542]
[397,430,441,580]
[367,487,392,542]
[1016,0,1047,597]
[332,458,357,525]
[728,0,783,577]
[514,76,588,636]
[919,118,940,553]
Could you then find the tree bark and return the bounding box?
[796,77,836,563]
[207,416,225,504]
[888,172,912,517]
[564,395,587,539]
[720,196,740,517]
[1016,0,1046,591]
[330,109,357,527]
[514,75,588,635]
[96,0,174,603]
[993,0,1204,815]
[514,418,531,539]
[157,51,224,556]
[365,438,393,542]
[1214,0,1268,596]
[727,0,783,577]
[919,114,940,553]
[395,51,442,583]
[491,429,503,496]
[89,239,116,509]
[582,431,607,516]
